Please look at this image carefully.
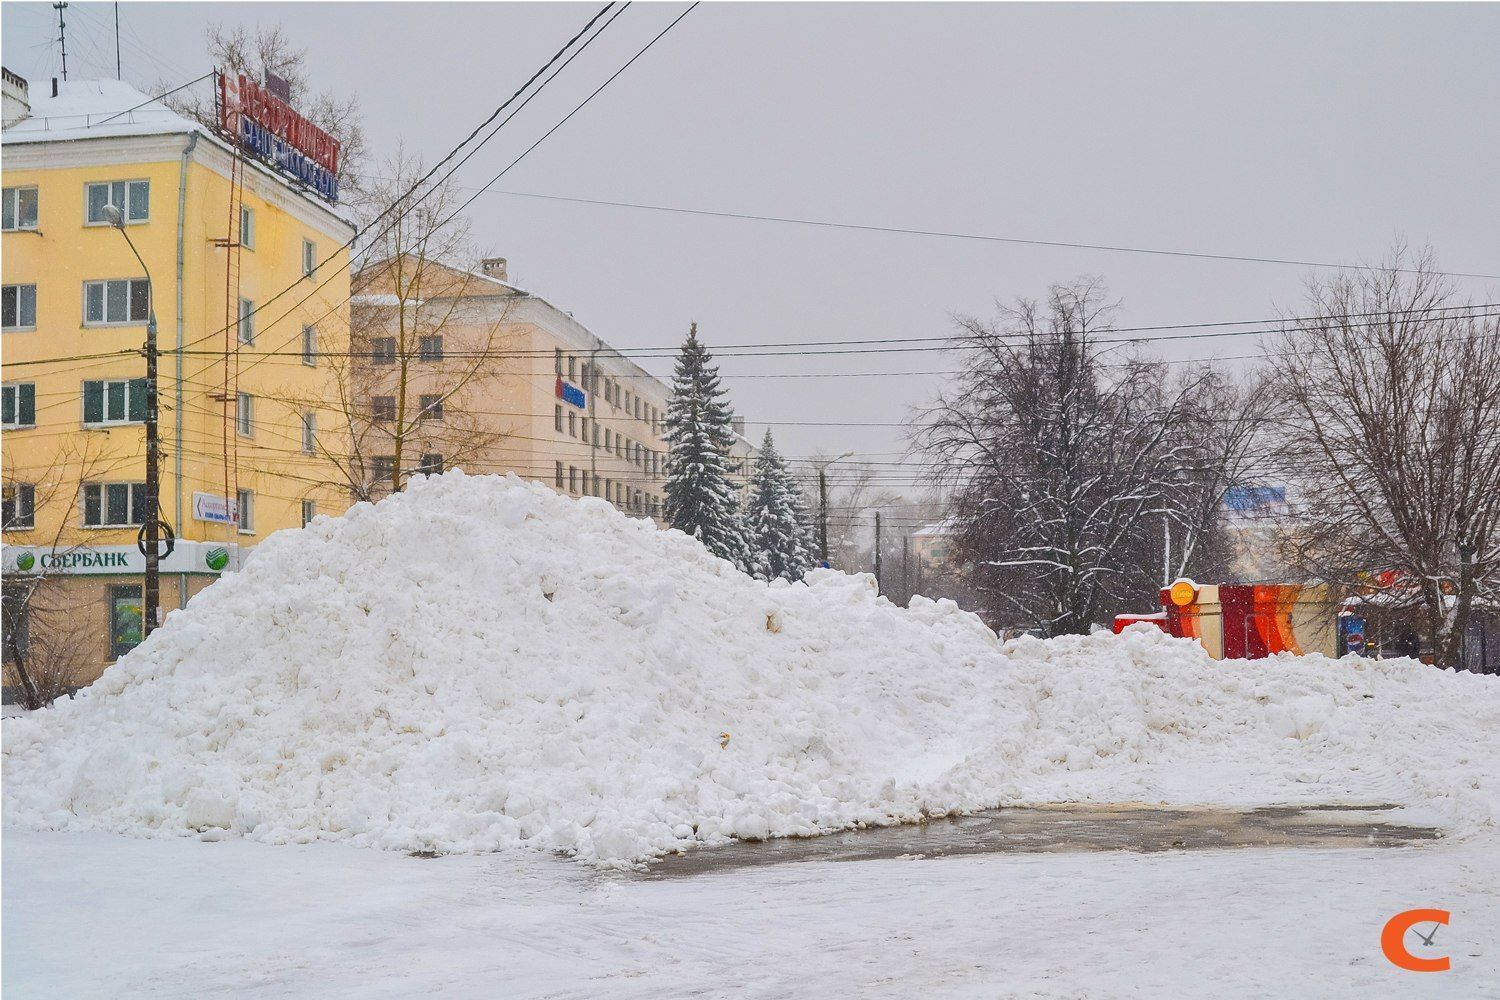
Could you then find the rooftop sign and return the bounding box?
[219,71,341,203]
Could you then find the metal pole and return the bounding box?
[114,223,161,637]
[54,2,70,81]
[1163,515,1171,587]
[873,510,882,593]
[818,469,828,564]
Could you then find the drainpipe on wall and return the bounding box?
[175,133,198,608]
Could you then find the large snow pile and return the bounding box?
[5,473,1500,865]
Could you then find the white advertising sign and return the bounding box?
[192,492,239,524]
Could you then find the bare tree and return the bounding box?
[4,439,119,709]
[916,278,1229,635]
[279,156,519,500]
[1268,247,1500,669]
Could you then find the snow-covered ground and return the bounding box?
[6,474,1500,866]
[4,829,1497,998]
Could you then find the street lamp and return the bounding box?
[103,203,163,638]
[815,450,855,566]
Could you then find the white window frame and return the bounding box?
[301,411,316,453]
[2,382,36,428]
[302,239,317,278]
[236,392,254,437]
[82,482,147,528]
[2,482,36,530]
[301,499,316,527]
[237,297,255,345]
[84,179,149,225]
[237,489,255,534]
[82,378,146,427]
[301,324,317,366]
[239,205,255,250]
[3,283,38,331]
[2,186,39,232]
[82,278,150,327]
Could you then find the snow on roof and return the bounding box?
[912,521,955,537]
[3,78,204,143]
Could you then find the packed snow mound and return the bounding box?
[5,472,1500,865]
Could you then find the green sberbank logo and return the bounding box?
[205,546,229,571]
[15,551,35,572]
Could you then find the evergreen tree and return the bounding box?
[664,324,753,570]
[746,431,817,581]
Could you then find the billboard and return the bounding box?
[219,71,341,203]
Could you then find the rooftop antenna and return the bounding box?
[53,2,69,82]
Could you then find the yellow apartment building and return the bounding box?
[350,256,755,519]
[2,77,354,694]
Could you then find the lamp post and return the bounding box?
[815,450,854,566]
[103,203,162,638]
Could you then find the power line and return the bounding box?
[174,2,625,358]
[392,184,1500,282]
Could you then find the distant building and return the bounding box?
[350,257,755,523]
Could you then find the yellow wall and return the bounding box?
[3,131,353,558]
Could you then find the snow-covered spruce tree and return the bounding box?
[664,324,753,571]
[746,431,817,581]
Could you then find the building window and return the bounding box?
[372,395,396,422]
[2,186,38,232]
[419,336,444,361]
[580,416,589,442]
[301,499,316,527]
[83,482,146,527]
[85,180,149,225]
[237,489,254,533]
[239,205,255,249]
[372,456,396,484]
[418,394,444,421]
[301,412,317,453]
[592,423,599,447]
[109,584,144,660]
[301,324,317,366]
[605,480,613,503]
[3,483,36,529]
[82,378,147,425]
[236,392,254,437]
[568,410,576,437]
[419,454,443,476]
[2,284,37,330]
[2,383,36,428]
[83,278,150,326]
[554,347,563,375]
[569,466,578,494]
[555,461,564,488]
[302,239,317,278]
[371,337,396,364]
[237,297,254,344]
[568,355,577,380]
[554,404,564,433]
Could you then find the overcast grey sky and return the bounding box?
[6,2,1498,479]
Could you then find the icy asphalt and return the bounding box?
[4,825,1497,998]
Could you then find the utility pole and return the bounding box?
[105,205,165,637]
[1163,515,1171,588]
[873,510,882,593]
[54,2,70,81]
[901,533,909,600]
[818,469,828,565]
[814,451,853,567]
[114,2,122,80]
